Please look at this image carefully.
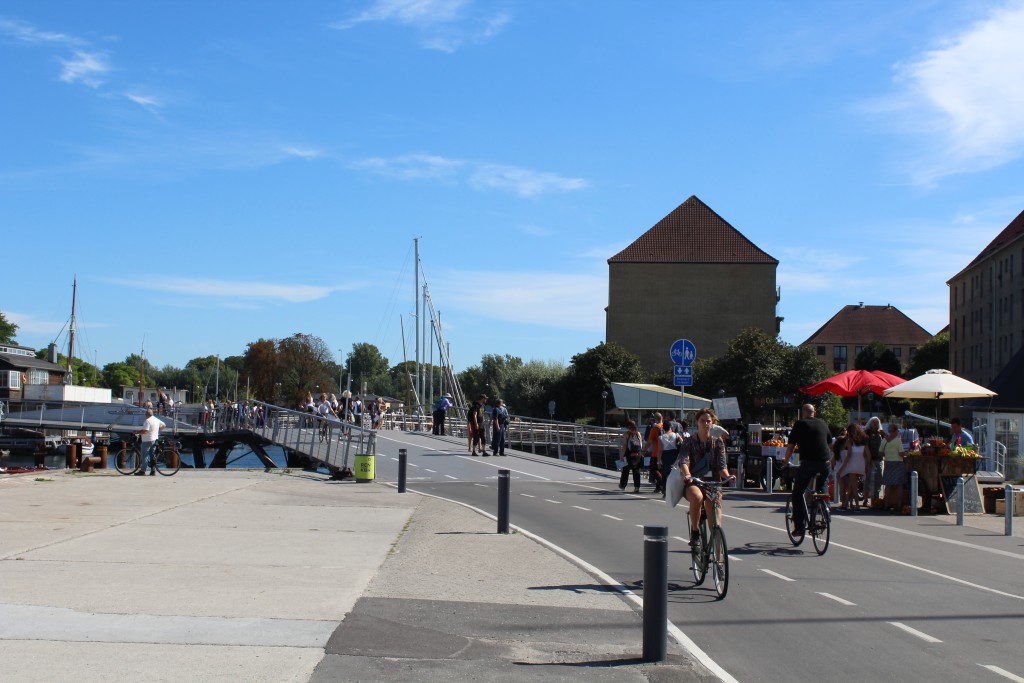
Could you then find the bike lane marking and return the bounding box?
[728,513,1024,603]
[979,664,1024,682]
[817,592,856,606]
[889,622,942,643]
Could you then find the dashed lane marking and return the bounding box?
[817,592,856,606]
[759,569,795,582]
[520,493,536,498]
[425,469,436,473]
[572,505,591,511]
[544,499,562,504]
[979,665,1024,682]
[889,622,942,643]
[602,514,623,521]
[443,475,457,480]
[473,483,488,487]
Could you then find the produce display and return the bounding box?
[763,439,785,447]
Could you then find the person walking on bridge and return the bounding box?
[468,394,487,456]
[432,393,452,435]
[491,399,509,456]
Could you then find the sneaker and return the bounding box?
[618,484,626,491]
[149,470,156,476]
[689,530,701,547]
[133,471,146,476]
[633,487,641,493]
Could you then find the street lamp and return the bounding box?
[601,390,608,428]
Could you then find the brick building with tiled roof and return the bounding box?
[801,303,932,373]
[606,195,781,372]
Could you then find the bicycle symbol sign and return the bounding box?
[669,339,697,366]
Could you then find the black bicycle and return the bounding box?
[784,483,831,555]
[114,435,181,476]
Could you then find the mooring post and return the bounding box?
[642,525,668,662]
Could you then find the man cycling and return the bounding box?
[783,404,833,534]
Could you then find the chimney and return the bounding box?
[47,342,59,363]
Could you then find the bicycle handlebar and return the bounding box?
[690,475,737,488]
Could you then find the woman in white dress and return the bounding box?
[833,423,869,510]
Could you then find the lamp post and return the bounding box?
[601,390,608,428]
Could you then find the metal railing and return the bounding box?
[243,401,376,473]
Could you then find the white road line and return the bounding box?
[572,505,590,511]
[729,513,1024,602]
[979,664,1024,682]
[408,463,420,468]
[425,469,436,473]
[817,592,856,606]
[889,622,942,643]
[520,493,536,498]
[473,483,488,487]
[443,475,457,480]
[394,486,739,683]
[602,514,623,521]
[545,499,562,505]
[759,569,795,582]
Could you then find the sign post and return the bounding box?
[670,339,697,419]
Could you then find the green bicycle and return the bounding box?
[689,477,733,600]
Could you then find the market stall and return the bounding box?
[904,443,982,513]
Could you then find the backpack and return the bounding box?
[867,430,883,461]
[627,434,642,454]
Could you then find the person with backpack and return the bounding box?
[618,419,645,493]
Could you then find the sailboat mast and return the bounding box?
[414,237,421,407]
[67,276,77,384]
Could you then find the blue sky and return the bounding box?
[3,1,1023,375]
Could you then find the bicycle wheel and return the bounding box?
[154,448,180,476]
[784,499,805,546]
[811,499,830,555]
[115,446,142,475]
[691,520,708,585]
[711,526,729,600]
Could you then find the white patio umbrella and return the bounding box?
[883,369,995,436]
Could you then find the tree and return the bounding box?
[557,342,646,421]
[905,332,949,379]
[855,341,902,376]
[278,333,335,403]
[0,311,17,344]
[505,359,567,417]
[102,362,139,392]
[243,339,279,403]
[347,343,390,396]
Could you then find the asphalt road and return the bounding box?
[370,430,1024,683]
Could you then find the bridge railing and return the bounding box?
[248,401,375,473]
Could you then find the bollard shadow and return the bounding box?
[623,578,721,603]
[527,583,622,595]
[513,656,657,668]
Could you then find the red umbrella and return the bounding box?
[801,370,906,418]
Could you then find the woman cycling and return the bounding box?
[678,408,731,546]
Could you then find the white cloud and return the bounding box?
[3,311,63,335]
[283,145,324,160]
[887,1,1024,183]
[432,269,606,331]
[104,277,344,304]
[0,17,77,46]
[123,91,162,109]
[333,0,509,52]
[470,164,587,197]
[351,153,587,197]
[58,49,110,88]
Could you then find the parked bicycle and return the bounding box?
[689,476,735,600]
[784,476,831,555]
[114,434,181,476]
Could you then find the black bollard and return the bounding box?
[398,448,407,493]
[497,469,510,534]
[642,524,668,662]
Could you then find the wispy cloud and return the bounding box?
[333,0,510,52]
[0,16,78,46]
[104,277,346,304]
[432,269,606,331]
[3,311,64,335]
[282,145,325,160]
[879,1,1024,184]
[59,49,110,87]
[352,153,586,197]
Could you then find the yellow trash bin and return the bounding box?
[354,454,375,483]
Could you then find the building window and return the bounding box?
[0,371,21,388]
[893,348,901,357]
[27,369,48,385]
[855,346,863,356]
[817,346,825,355]
[832,345,847,372]
[909,347,917,360]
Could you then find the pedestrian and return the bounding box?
[135,409,164,476]
[645,412,664,493]
[882,423,906,512]
[865,416,884,506]
[834,423,868,511]
[658,420,685,498]
[618,419,644,493]
[432,393,453,435]
[491,398,509,456]
[467,394,488,455]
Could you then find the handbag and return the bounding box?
[666,467,685,508]
[615,457,626,470]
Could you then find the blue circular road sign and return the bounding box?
[670,339,697,366]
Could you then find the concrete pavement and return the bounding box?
[0,468,709,682]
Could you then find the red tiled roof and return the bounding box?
[608,195,778,264]
[948,208,1024,282]
[802,304,932,346]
